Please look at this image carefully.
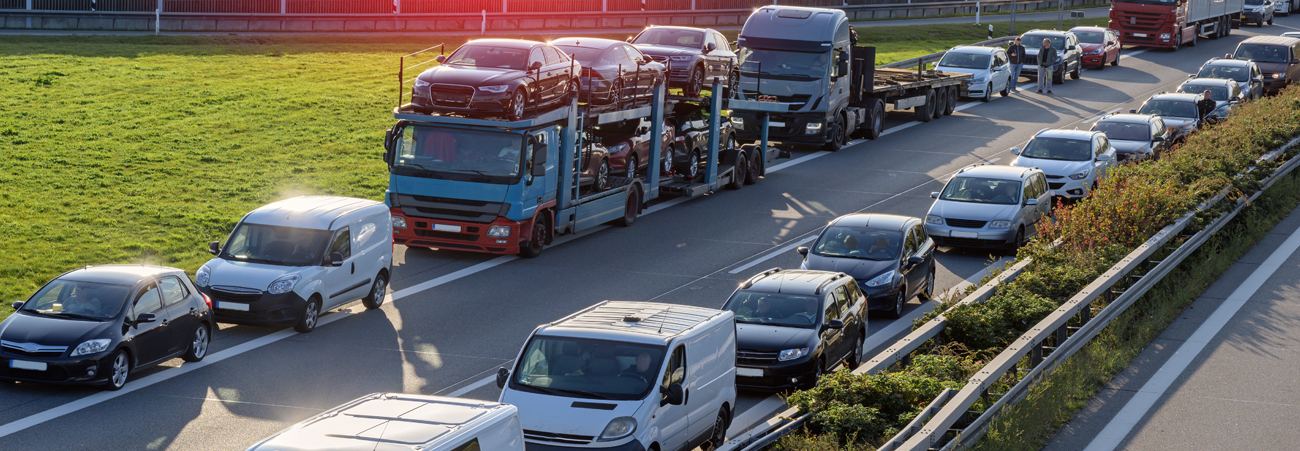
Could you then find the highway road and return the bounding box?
[2,14,1298,451]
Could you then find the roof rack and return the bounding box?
[956,162,987,174]
[814,273,848,295]
[741,267,784,289]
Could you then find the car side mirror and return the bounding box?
[1152,136,1165,142]
[1225,53,1232,59]
[626,37,634,43]
[1097,153,1112,161]
[1129,109,1138,114]
[907,255,925,264]
[209,241,221,256]
[11,301,23,310]
[136,312,156,324]
[496,367,510,389]
[589,135,602,144]
[1025,198,1039,206]
[329,252,345,267]
[1009,147,1021,155]
[706,42,717,52]
[641,56,653,64]
[1292,58,1300,64]
[930,191,940,199]
[663,383,686,405]
[1187,73,1196,79]
[797,246,809,256]
[823,319,844,330]
[1068,45,1076,51]
[530,61,544,72]
[435,55,446,64]
[637,126,649,135]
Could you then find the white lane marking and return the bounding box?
[862,297,939,353]
[447,375,497,398]
[390,256,517,299]
[766,150,831,173]
[727,236,817,274]
[1081,222,1300,451]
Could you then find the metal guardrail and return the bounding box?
[880,36,1015,69]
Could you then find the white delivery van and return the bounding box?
[195,196,392,333]
[497,301,737,451]
[246,393,525,451]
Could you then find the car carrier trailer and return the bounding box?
[728,5,972,151]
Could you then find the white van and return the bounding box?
[497,301,737,451]
[246,393,525,451]
[195,196,392,333]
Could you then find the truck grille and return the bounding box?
[210,286,263,302]
[395,194,504,224]
[1112,11,1167,32]
[737,349,780,365]
[945,218,987,228]
[0,340,67,358]
[430,84,475,108]
[524,429,595,445]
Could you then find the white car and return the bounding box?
[196,196,392,333]
[936,45,1012,101]
[1010,129,1116,200]
[1275,0,1292,16]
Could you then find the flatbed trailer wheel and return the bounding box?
[616,185,641,226]
[915,89,934,123]
[945,86,958,115]
[932,89,946,119]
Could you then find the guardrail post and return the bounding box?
[395,0,401,14]
[26,0,32,28]
[1055,325,1068,345]
[1030,341,1043,366]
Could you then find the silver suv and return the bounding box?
[925,164,1052,249]
[1010,128,1117,200]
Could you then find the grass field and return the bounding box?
[0,18,1107,320]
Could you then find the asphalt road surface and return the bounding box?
[2,13,1298,451]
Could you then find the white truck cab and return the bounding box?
[246,393,525,451]
[196,196,392,333]
[497,301,737,451]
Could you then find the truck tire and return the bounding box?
[823,115,846,151]
[1188,30,1198,47]
[915,90,934,123]
[727,151,747,190]
[520,214,547,258]
[933,89,947,118]
[616,185,641,227]
[1172,31,1181,51]
[865,100,885,139]
[745,148,761,184]
[945,86,958,115]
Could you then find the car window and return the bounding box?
[845,283,864,306]
[833,285,851,315]
[528,48,545,70]
[329,227,352,260]
[716,32,730,51]
[1095,135,1108,156]
[449,438,481,451]
[543,46,566,65]
[823,294,839,320]
[661,345,686,400]
[355,217,380,248]
[903,228,919,256]
[913,225,930,248]
[134,283,163,315]
[158,276,188,307]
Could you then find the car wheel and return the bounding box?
[688,65,704,95]
[801,359,825,390]
[663,146,675,174]
[181,323,210,362]
[728,151,747,190]
[702,408,729,451]
[616,184,641,227]
[1053,67,1064,84]
[845,331,865,369]
[1070,63,1081,80]
[1268,15,1274,25]
[294,297,320,333]
[1000,80,1010,97]
[1112,53,1120,66]
[725,70,739,99]
[886,288,906,319]
[520,215,547,258]
[626,154,638,179]
[678,150,700,179]
[981,82,992,102]
[745,148,761,185]
[596,159,610,190]
[610,78,625,109]
[918,266,936,300]
[1010,227,1026,251]
[508,89,526,119]
[361,272,388,310]
[104,350,130,391]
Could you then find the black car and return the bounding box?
[411,39,581,119]
[797,214,936,319]
[0,265,213,390]
[670,106,736,178]
[552,37,666,108]
[631,26,737,95]
[722,269,867,390]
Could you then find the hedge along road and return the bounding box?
[0,22,1285,451]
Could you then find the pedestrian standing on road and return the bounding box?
[1037,38,1057,94]
[1196,90,1217,124]
[1007,37,1026,93]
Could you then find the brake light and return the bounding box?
[581,68,599,79]
[201,293,213,310]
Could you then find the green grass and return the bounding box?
[0,18,1106,321]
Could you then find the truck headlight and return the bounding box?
[1069,169,1091,180]
[71,339,111,357]
[731,116,744,130]
[778,347,809,362]
[989,220,1013,229]
[487,225,511,238]
[195,265,211,287]
[1160,33,1171,39]
[479,85,509,93]
[864,270,895,287]
[805,122,822,134]
[391,216,407,229]
[267,274,301,295]
[926,214,944,225]
[598,417,637,442]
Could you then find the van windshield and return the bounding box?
[513,336,666,401]
[221,224,330,266]
[1234,44,1291,63]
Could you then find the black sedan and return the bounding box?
[552,37,665,108]
[411,39,580,119]
[631,26,737,95]
[797,214,936,318]
[670,106,736,179]
[0,265,213,390]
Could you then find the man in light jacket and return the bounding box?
[1037,38,1056,94]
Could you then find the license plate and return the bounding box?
[217,301,250,312]
[10,360,47,371]
[1132,33,1147,37]
[432,223,462,233]
[736,367,764,377]
[768,121,786,127]
[950,231,979,238]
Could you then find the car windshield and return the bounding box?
[396,127,526,179]
[553,45,606,64]
[812,226,903,261]
[937,52,991,70]
[1197,65,1249,83]
[738,47,828,80]
[221,224,330,266]
[1177,84,1230,100]
[1073,31,1105,44]
[513,336,665,401]
[1092,121,1151,141]
[633,28,705,49]
[723,290,820,328]
[442,45,529,70]
[1023,34,1066,49]
[21,279,132,320]
[1245,0,1266,5]
[1021,136,1093,161]
[1139,100,1199,119]
[1234,44,1290,63]
[940,177,1023,205]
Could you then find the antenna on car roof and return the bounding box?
[658,306,670,334]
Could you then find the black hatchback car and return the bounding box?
[0,265,213,390]
[797,214,936,319]
[722,269,867,390]
[631,26,737,95]
[411,39,580,119]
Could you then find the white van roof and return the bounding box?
[248,393,516,451]
[539,301,729,345]
[242,196,384,230]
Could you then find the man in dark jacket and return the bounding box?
[1037,38,1057,94]
[1007,37,1026,94]
[1196,90,1217,124]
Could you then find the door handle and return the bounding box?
[351,262,355,274]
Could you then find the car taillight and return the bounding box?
[582,68,599,78]
[202,293,213,310]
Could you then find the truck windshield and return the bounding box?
[1139,100,1198,119]
[221,224,330,266]
[1020,137,1093,161]
[396,127,525,180]
[1092,122,1152,141]
[937,52,991,70]
[723,290,821,328]
[1197,65,1250,83]
[940,177,1022,205]
[513,336,666,401]
[1234,44,1291,63]
[738,47,828,80]
[633,28,705,48]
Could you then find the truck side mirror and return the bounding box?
[837,60,849,77]
[496,367,510,389]
[663,383,685,405]
[209,241,221,256]
[329,252,345,267]
[797,246,809,256]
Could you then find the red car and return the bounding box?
[1069,27,1121,69]
[593,117,675,178]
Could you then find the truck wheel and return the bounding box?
[945,86,957,115]
[745,149,761,184]
[915,90,934,123]
[866,101,885,139]
[616,185,641,227]
[932,89,947,118]
[1188,30,1198,47]
[727,151,747,190]
[1172,31,1181,51]
[823,116,846,151]
[520,215,547,258]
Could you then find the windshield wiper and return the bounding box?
[56,312,104,321]
[230,256,278,265]
[521,384,616,400]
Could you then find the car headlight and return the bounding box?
[805,122,822,134]
[1069,169,1091,180]
[926,214,944,225]
[479,85,509,93]
[970,77,987,83]
[195,265,211,287]
[391,215,407,229]
[989,219,1013,229]
[608,143,630,155]
[778,347,810,362]
[267,274,301,295]
[414,79,431,89]
[71,339,111,357]
[597,416,637,442]
[864,270,895,287]
[669,56,692,61]
[1271,73,1282,79]
[487,225,511,238]
[731,116,744,130]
